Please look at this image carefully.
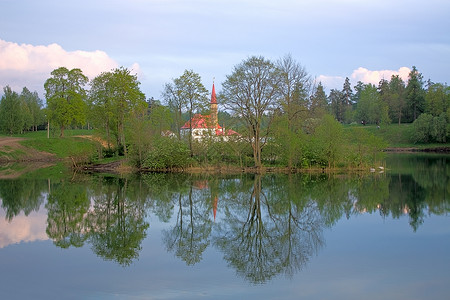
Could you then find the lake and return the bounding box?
[0,153,449,300]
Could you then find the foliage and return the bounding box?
[405,66,425,121]
[355,83,390,125]
[142,137,192,169]
[221,56,279,167]
[44,67,89,137]
[412,113,448,143]
[0,86,24,134]
[88,67,147,157]
[312,114,345,168]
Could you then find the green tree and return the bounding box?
[313,115,345,168]
[221,56,279,168]
[309,82,328,118]
[405,66,425,121]
[166,70,208,156]
[425,83,449,117]
[20,87,44,131]
[355,84,390,125]
[44,67,88,137]
[89,67,147,157]
[0,86,24,135]
[342,77,354,123]
[275,54,312,167]
[329,89,344,122]
[389,75,406,124]
[108,67,147,157]
[88,71,115,148]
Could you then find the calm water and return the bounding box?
[0,154,449,300]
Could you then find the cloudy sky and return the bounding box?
[1,0,449,100]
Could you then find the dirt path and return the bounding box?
[0,137,56,162]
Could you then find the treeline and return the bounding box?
[328,66,450,143]
[1,56,448,169]
[0,86,45,134]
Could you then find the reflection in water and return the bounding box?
[0,154,448,281]
[214,175,325,283]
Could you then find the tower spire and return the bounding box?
[210,82,218,127]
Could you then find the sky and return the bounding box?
[1,0,449,101]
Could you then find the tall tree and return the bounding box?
[425,83,449,117]
[389,75,406,125]
[276,54,311,128]
[405,66,425,121]
[329,89,345,122]
[44,67,88,137]
[221,56,279,168]
[275,54,312,167]
[20,87,43,131]
[309,82,328,118]
[88,71,115,148]
[0,86,24,135]
[108,67,147,157]
[174,70,208,155]
[355,84,390,125]
[342,77,354,123]
[89,67,146,157]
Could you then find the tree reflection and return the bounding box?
[0,179,46,221]
[163,182,212,265]
[214,175,325,283]
[87,177,149,266]
[46,180,90,248]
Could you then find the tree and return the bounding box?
[329,89,345,122]
[405,66,425,121]
[20,87,43,131]
[164,70,208,156]
[309,82,328,118]
[221,56,279,167]
[341,77,353,123]
[108,67,147,157]
[275,54,312,167]
[355,84,390,125]
[276,54,311,128]
[88,71,115,148]
[425,83,449,117]
[44,67,88,137]
[313,115,345,168]
[0,86,24,135]
[389,75,406,125]
[89,67,147,157]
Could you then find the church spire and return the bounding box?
[210,82,218,127]
[210,82,217,104]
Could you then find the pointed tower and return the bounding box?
[210,83,218,128]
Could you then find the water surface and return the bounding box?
[0,154,449,299]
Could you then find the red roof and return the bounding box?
[181,114,219,129]
[211,83,217,104]
[181,114,240,136]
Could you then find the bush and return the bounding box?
[142,137,192,169]
[413,113,448,143]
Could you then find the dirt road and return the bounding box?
[0,136,56,162]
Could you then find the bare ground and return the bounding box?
[0,137,58,179]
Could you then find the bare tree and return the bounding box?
[221,56,279,168]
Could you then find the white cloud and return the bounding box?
[0,39,142,97]
[316,75,345,91]
[351,67,410,85]
[0,210,48,248]
[318,67,411,91]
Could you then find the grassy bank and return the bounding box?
[344,123,450,149]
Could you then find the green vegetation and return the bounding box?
[1,59,448,172]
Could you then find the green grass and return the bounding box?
[19,131,99,158]
[344,123,450,148]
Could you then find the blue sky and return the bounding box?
[1,0,449,100]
